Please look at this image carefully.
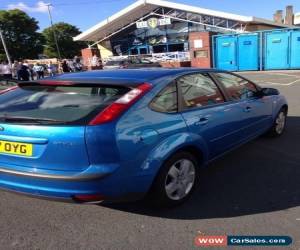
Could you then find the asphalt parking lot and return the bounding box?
[0,70,299,250]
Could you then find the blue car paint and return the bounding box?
[0,124,89,171]
[0,69,288,202]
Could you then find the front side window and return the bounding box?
[214,73,258,100]
[150,82,177,113]
[0,84,129,125]
[178,73,224,110]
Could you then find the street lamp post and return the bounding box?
[46,3,61,59]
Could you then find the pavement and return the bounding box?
[0,70,299,250]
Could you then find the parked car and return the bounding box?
[0,69,287,207]
[103,57,161,69]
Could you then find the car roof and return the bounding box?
[43,68,223,86]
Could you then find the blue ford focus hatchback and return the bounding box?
[0,69,288,207]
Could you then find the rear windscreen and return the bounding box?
[0,84,130,125]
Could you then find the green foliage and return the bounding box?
[42,22,86,58]
[0,9,45,60]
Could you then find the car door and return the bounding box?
[177,73,247,159]
[213,72,273,139]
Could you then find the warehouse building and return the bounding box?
[75,0,294,68]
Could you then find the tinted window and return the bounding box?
[214,73,258,100]
[178,73,224,109]
[0,85,129,125]
[150,82,177,113]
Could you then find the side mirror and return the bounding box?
[258,88,280,97]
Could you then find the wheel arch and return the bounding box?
[140,132,209,192]
[281,104,288,113]
[170,145,205,167]
[145,143,205,200]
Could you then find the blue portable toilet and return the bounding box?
[215,36,238,71]
[238,34,259,71]
[290,30,300,69]
[265,31,290,70]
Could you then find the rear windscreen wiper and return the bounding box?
[0,116,67,124]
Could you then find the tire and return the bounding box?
[148,151,200,208]
[266,108,287,137]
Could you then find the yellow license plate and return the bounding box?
[0,140,33,157]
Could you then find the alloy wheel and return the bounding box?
[164,159,196,201]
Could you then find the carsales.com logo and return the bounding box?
[194,236,227,247]
[194,234,292,247]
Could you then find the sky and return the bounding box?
[0,0,300,32]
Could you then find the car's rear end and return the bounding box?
[0,80,152,203]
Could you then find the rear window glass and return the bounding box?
[0,84,129,125]
[150,82,177,113]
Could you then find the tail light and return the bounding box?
[89,83,152,125]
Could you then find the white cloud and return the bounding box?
[7,1,52,14]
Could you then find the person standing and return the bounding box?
[33,63,44,79]
[91,54,98,67]
[18,63,30,81]
[47,61,57,77]
[73,56,83,72]
[28,64,35,80]
[62,60,70,73]
[67,60,75,72]
[12,61,20,79]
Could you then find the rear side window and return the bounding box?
[214,73,258,100]
[178,73,224,110]
[0,85,129,125]
[150,82,177,113]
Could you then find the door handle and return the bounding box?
[244,106,252,112]
[194,116,209,126]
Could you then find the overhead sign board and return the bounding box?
[136,17,171,29]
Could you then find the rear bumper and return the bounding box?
[0,166,108,181]
[0,163,153,203]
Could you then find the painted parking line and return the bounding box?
[261,79,300,86]
[255,77,298,82]
[241,71,300,76]
[269,73,300,78]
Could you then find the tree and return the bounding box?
[0,9,44,60]
[43,22,86,58]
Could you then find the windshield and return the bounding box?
[0,84,129,125]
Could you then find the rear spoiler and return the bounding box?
[16,79,143,89]
[17,80,74,87]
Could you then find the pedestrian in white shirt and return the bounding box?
[33,63,45,79]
